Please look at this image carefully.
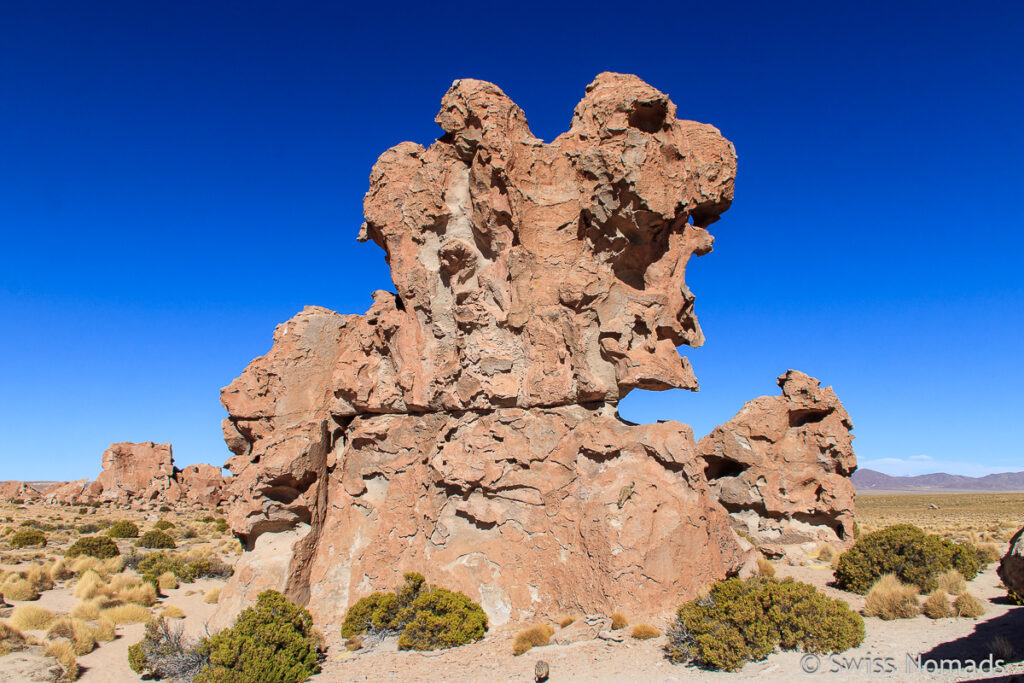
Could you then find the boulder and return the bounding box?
[40,479,90,505]
[0,481,40,502]
[998,526,1024,596]
[83,441,179,504]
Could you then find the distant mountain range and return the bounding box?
[853,468,1024,493]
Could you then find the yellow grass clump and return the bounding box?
[90,616,115,642]
[2,576,39,601]
[9,604,57,630]
[115,581,157,606]
[69,600,100,621]
[69,557,104,577]
[631,624,661,639]
[73,570,105,600]
[954,592,986,618]
[512,624,555,655]
[158,571,179,590]
[100,603,152,625]
[757,556,775,577]
[47,558,74,582]
[935,569,966,596]
[43,639,79,681]
[160,605,186,619]
[921,590,954,619]
[46,618,96,656]
[102,556,124,574]
[977,542,1002,565]
[558,615,575,628]
[817,544,839,563]
[0,622,27,655]
[24,564,54,592]
[203,587,222,604]
[863,574,919,620]
[610,611,628,630]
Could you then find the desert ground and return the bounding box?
[0,494,1021,681]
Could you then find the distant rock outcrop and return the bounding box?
[0,481,41,502]
[214,73,858,628]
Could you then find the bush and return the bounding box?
[921,590,954,619]
[631,624,661,639]
[213,519,229,533]
[512,625,554,655]
[138,550,232,587]
[137,530,176,549]
[341,573,488,651]
[43,640,79,681]
[66,535,120,559]
[1008,589,1024,606]
[10,604,57,630]
[76,523,100,534]
[834,525,979,593]
[196,590,320,683]
[153,520,175,530]
[10,529,47,548]
[158,506,171,513]
[610,611,628,630]
[666,576,864,671]
[935,569,966,596]
[955,592,986,618]
[106,521,139,538]
[863,574,919,620]
[129,617,209,680]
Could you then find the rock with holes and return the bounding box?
[697,370,857,555]
[214,73,852,627]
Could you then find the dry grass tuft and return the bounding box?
[344,635,362,651]
[73,570,105,600]
[921,590,954,619]
[558,615,575,628]
[92,616,115,642]
[976,543,1002,565]
[0,622,27,653]
[817,544,839,563]
[610,611,628,630]
[863,574,919,620]
[757,556,775,577]
[100,603,152,625]
[115,581,157,607]
[935,569,966,596]
[47,558,74,582]
[512,624,555,655]
[160,605,186,619]
[9,603,57,630]
[631,623,661,639]
[46,618,96,655]
[2,576,39,601]
[70,600,100,621]
[954,592,986,618]
[203,586,221,604]
[158,571,179,590]
[69,557,104,577]
[43,639,79,681]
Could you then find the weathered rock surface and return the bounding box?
[697,370,857,555]
[216,73,854,627]
[0,481,41,502]
[83,441,179,503]
[998,526,1024,596]
[40,479,90,505]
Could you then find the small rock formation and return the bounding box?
[698,370,857,556]
[40,479,91,505]
[998,526,1024,596]
[215,73,855,627]
[84,442,179,503]
[0,481,41,502]
[178,463,228,507]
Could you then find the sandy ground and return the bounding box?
[314,563,1024,682]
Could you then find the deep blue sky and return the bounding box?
[1,2,1021,480]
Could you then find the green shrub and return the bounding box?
[153,520,174,530]
[1008,589,1024,606]
[127,642,146,674]
[137,531,176,549]
[10,529,46,548]
[107,521,139,538]
[213,519,229,533]
[341,572,488,651]
[138,552,233,587]
[76,523,100,534]
[196,590,320,683]
[158,506,172,513]
[65,535,120,559]
[666,576,864,671]
[834,525,979,594]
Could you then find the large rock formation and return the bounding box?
[698,370,857,557]
[215,73,855,627]
[998,526,1024,597]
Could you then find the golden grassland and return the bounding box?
[856,492,1024,541]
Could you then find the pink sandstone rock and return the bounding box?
[215,73,854,628]
[998,526,1024,597]
[697,371,857,556]
[0,481,40,502]
[40,479,90,505]
[83,442,179,504]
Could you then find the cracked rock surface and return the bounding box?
[214,73,855,627]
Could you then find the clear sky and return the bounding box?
[1,2,1021,481]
